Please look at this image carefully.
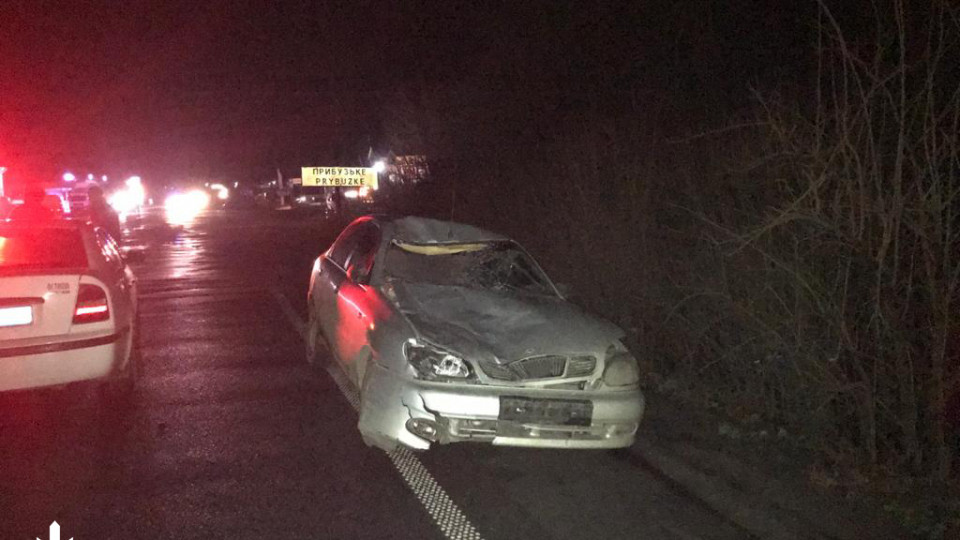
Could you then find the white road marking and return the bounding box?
[387,447,484,540]
[272,289,485,540]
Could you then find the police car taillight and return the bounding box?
[73,284,110,323]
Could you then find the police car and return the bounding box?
[0,221,139,398]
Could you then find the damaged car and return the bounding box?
[306,215,644,451]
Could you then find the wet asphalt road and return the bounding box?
[0,208,745,540]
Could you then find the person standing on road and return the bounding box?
[87,185,122,242]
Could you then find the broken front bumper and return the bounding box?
[360,362,645,450]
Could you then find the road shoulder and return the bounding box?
[633,390,910,539]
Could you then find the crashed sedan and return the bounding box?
[306,216,644,451]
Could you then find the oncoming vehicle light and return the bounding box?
[165,189,210,225]
[210,183,229,200]
[108,190,138,214]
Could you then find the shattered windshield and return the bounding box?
[383,240,556,296]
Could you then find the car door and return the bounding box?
[314,221,364,351]
[332,224,381,382]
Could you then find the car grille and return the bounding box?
[512,355,566,379]
[479,362,516,380]
[480,355,597,381]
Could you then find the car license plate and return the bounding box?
[499,396,593,427]
[0,305,33,327]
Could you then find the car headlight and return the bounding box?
[404,340,474,380]
[603,343,639,387]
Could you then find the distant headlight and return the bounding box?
[405,340,474,380]
[165,190,209,225]
[603,343,639,387]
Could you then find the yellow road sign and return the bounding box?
[301,167,378,189]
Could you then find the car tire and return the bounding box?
[305,311,327,367]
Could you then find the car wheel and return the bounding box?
[305,311,327,367]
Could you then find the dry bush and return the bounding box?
[678,0,960,479]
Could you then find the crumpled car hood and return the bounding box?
[391,216,507,244]
[391,282,623,364]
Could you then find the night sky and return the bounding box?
[1,1,812,189]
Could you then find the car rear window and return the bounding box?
[0,228,88,270]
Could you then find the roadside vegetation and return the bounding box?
[376,1,959,536]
